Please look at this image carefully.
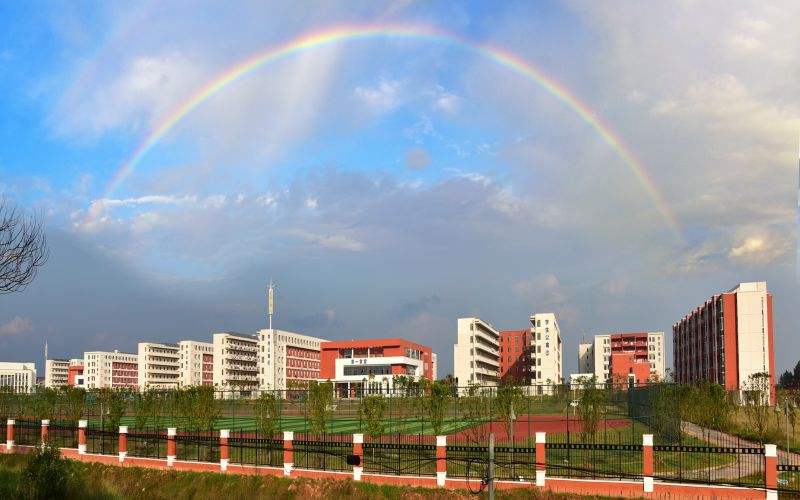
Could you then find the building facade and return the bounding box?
[453,317,500,387]
[68,359,85,388]
[577,332,665,385]
[529,313,563,386]
[44,359,70,388]
[257,329,327,391]
[0,362,37,393]
[499,329,531,383]
[137,342,180,390]
[212,332,259,396]
[83,350,138,389]
[320,339,436,398]
[673,281,775,403]
[178,340,214,387]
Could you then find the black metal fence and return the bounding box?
[778,444,800,495]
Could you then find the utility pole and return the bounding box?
[488,433,495,500]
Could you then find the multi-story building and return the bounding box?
[453,317,500,387]
[138,342,180,390]
[0,362,37,393]
[212,332,259,397]
[257,329,327,391]
[44,359,70,388]
[68,359,85,388]
[83,350,138,389]
[578,332,665,385]
[178,340,214,387]
[320,338,436,398]
[529,313,563,386]
[499,329,532,383]
[673,281,775,404]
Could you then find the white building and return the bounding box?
[178,340,214,387]
[0,362,37,393]
[212,332,259,396]
[138,342,180,390]
[257,329,327,391]
[578,332,665,384]
[453,317,500,387]
[84,350,138,389]
[529,313,563,387]
[44,359,70,388]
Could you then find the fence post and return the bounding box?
[118,426,127,463]
[535,431,546,487]
[5,419,14,452]
[436,435,447,487]
[78,420,87,455]
[642,434,653,493]
[283,431,293,477]
[765,443,777,500]
[220,429,229,472]
[166,428,176,467]
[40,419,49,446]
[353,433,364,481]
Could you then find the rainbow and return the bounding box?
[100,24,682,238]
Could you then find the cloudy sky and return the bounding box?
[0,1,797,378]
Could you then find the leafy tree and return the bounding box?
[19,443,79,499]
[307,381,334,434]
[459,385,492,444]
[132,389,157,430]
[578,376,605,442]
[32,388,57,422]
[742,372,773,443]
[254,391,281,436]
[358,395,387,438]
[62,387,86,425]
[415,379,450,435]
[185,386,219,431]
[494,383,524,440]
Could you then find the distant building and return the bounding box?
[84,351,138,389]
[0,362,37,393]
[44,359,70,388]
[138,342,180,390]
[212,332,259,397]
[529,313,563,386]
[320,338,436,398]
[68,359,85,388]
[257,329,327,391]
[454,317,500,387]
[178,340,214,387]
[578,332,665,385]
[673,281,775,404]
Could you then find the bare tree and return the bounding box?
[0,198,48,293]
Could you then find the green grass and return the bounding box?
[0,452,621,499]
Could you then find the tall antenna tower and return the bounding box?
[267,279,275,330]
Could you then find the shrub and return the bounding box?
[19,443,81,499]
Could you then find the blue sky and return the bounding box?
[0,1,798,378]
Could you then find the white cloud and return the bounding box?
[290,229,365,252]
[355,78,405,114]
[0,317,33,337]
[729,235,790,265]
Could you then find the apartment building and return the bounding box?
[673,281,775,404]
[499,329,532,383]
[138,342,180,390]
[257,329,327,391]
[178,340,214,387]
[84,351,138,389]
[453,317,500,387]
[212,332,259,396]
[578,332,665,385]
[0,362,37,393]
[529,313,563,387]
[320,338,436,398]
[44,359,70,388]
[68,359,85,388]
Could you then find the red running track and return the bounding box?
[451,415,631,441]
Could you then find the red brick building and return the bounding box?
[320,339,437,397]
[499,329,532,383]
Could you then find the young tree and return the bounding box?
[255,391,281,436]
[33,388,57,421]
[742,372,772,443]
[132,389,157,430]
[307,381,334,434]
[358,395,387,438]
[578,376,606,442]
[0,197,48,294]
[415,379,450,435]
[494,383,524,440]
[459,385,492,445]
[62,387,86,425]
[186,386,219,431]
